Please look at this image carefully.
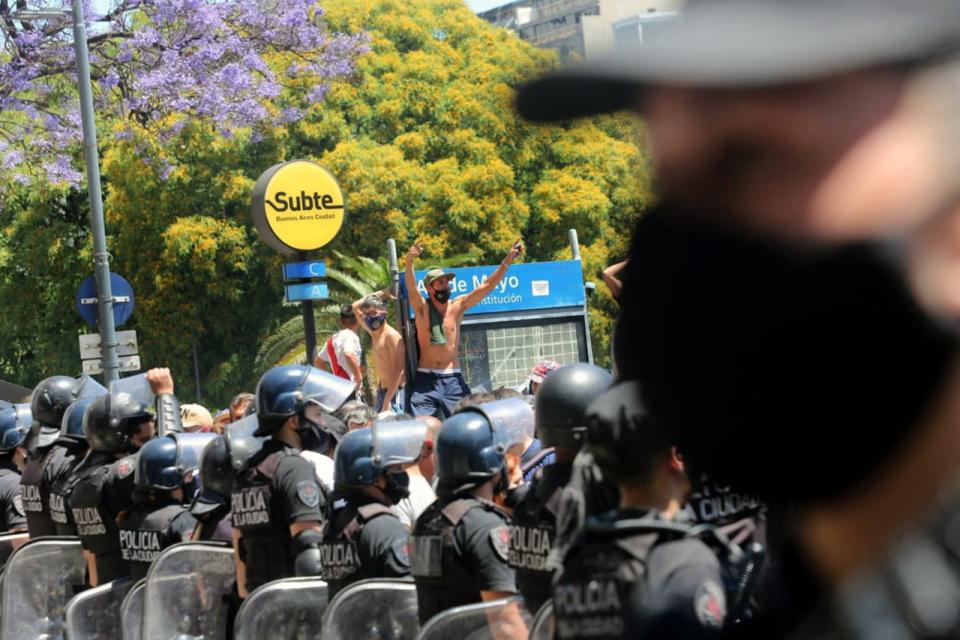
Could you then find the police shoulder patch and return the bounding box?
[489,525,510,563]
[12,494,24,517]
[116,457,136,479]
[694,580,726,628]
[297,481,321,509]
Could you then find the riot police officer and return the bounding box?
[509,363,612,614]
[0,405,31,532]
[231,365,354,597]
[22,375,81,537]
[48,397,95,535]
[320,422,420,598]
[119,432,213,580]
[70,391,157,585]
[190,434,234,542]
[553,382,728,639]
[410,402,526,635]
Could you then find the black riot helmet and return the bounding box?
[536,363,613,451]
[585,382,672,483]
[135,432,215,492]
[191,435,232,515]
[29,375,81,450]
[59,398,95,445]
[223,414,267,473]
[83,393,154,453]
[0,404,32,454]
[254,365,355,437]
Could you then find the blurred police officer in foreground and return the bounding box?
[410,402,526,637]
[320,422,422,598]
[190,434,234,542]
[119,432,213,580]
[554,383,727,638]
[22,375,80,537]
[518,1,960,637]
[70,390,157,585]
[0,405,31,533]
[510,363,612,614]
[230,365,354,597]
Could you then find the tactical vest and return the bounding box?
[553,516,690,640]
[232,447,327,592]
[120,503,189,581]
[411,495,511,624]
[510,463,571,614]
[50,458,86,536]
[194,506,232,543]
[70,461,130,583]
[21,448,55,537]
[320,502,397,598]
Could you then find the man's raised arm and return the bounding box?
[461,238,524,310]
[405,240,427,315]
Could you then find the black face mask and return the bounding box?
[618,208,958,504]
[383,471,410,504]
[295,417,326,453]
[432,289,451,304]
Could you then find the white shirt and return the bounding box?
[300,450,336,494]
[394,472,436,530]
[317,329,363,383]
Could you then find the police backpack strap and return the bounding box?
[521,447,556,477]
[255,449,288,479]
[344,503,396,539]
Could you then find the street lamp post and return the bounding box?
[15,2,121,383]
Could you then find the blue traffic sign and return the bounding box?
[285,283,330,302]
[282,260,327,281]
[76,272,135,328]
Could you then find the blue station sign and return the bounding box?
[410,260,585,315]
[282,260,327,280]
[285,282,330,303]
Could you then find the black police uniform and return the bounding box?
[231,439,327,593]
[48,443,89,536]
[20,445,58,537]
[0,459,26,532]
[69,452,138,583]
[193,504,233,543]
[119,498,198,580]
[411,494,516,624]
[554,508,726,640]
[553,450,620,562]
[509,460,572,613]
[319,494,410,598]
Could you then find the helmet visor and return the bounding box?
[76,375,108,400]
[371,420,426,469]
[474,398,534,450]
[109,374,155,409]
[299,367,356,413]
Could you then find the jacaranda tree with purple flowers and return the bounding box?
[0,0,366,185]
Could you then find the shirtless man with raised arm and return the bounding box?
[352,291,406,413]
[405,238,523,418]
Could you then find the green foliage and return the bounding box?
[0,0,649,406]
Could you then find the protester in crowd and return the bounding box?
[315,306,364,396]
[352,291,406,413]
[390,420,437,530]
[414,415,441,484]
[601,259,628,302]
[405,238,523,418]
[180,404,213,433]
[452,392,495,414]
[343,403,377,432]
[524,361,559,397]
[229,393,255,423]
[518,1,960,635]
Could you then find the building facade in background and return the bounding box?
[478,0,681,60]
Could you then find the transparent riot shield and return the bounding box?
[322,578,419,640]
[233,577,329,640]
[529,600,554,640]
[415,596,531,640]
[0,536,85,640]
[142,541,234,640]
[121,579,146,640]
[0,532,30,571]
[65,577,134,640]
